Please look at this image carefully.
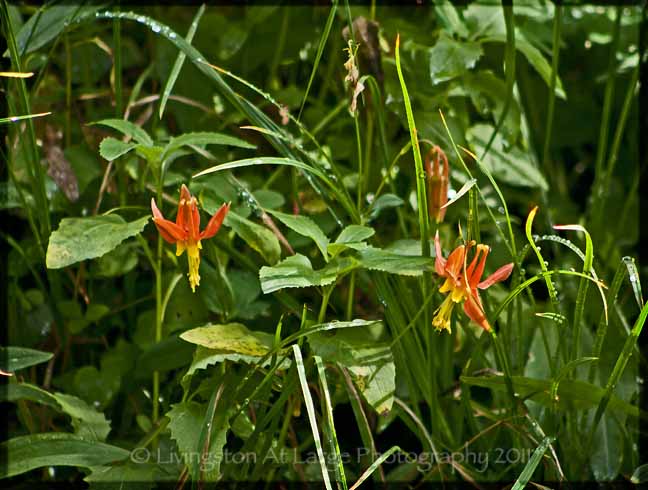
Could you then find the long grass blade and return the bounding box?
[292,345,333,490]
[298,0,338,121]
[159,4,205,119]
[511,436,556,490]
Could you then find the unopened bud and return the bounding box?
[425,145,449,223]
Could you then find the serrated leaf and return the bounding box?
[357,247,435,276]
[92,119,153,146]
[225,211,281,265]
[429,34,482,84]
[98,137,137,161]
[308,322,395,414]
[180,322,273,356]
[368,194,404,221]
[0,433,129,478]
[266,209,329,259]
[162,131,255,161]
[259,254,342,294]
[46,215,150,269]
[335,225,375,244]
[467,124,548,190]
[0,346,53,371]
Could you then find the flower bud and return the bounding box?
[425,145,449,224]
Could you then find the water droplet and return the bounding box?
[498,206,505,214]
[152,24,162,33]
[169,32,177,39]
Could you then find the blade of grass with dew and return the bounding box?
[298,0,338,121]
[511,436,556,490]
[159,4,205,119]
[394,34,429,257]
[315,357,348,489]
[0,111,51,123]
[550,357,598,402]
[553,224,594,361]
[292,345,333,490]
[590,300,648,435]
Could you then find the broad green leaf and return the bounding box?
[460,375,645,418]
[428,33,482,84]
[368,194,404,221]
[590,412,624,481]
[335,224,375,244]
[180,322,273,356]
[434,2,469,37]
[225,211,281,265]
[481,34,566,99]
[98,137,137,161]
[467,124,548,190]
[92,242,139,277]
[357,247,435,276]
[166,401,229,480]
[46,215,150,269]
[11,4,103,56]
[84,462,162,488]
[266,209,329,259]
[463,71,521,143]
[259,254,344,294]
[0,433,129,478]
[162,131,255,161]
[308,322,395,414]
[92,119,153,146]
[0,346,52,372]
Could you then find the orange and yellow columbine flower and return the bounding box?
[151,184,230,292]
[433,231,514,333]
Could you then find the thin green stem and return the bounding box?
[541,5,562,173]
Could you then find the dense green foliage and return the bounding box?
[2,2,645,487]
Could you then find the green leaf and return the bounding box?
[98,137,137,161]
[180,322,274,356]
[428,33,482,84]
[467,124,548,190]
[166,401,229,480]
[463,71,521,143]
[259,254,343,294]
[84,462,161,488]
[368,194,404,221]
[53,392,112,441]
[0,346,52,372]
[162,131,255,161]
[11,4,103,56]
[92,119,153,146]
[511,436,556,490]
[434,2,469,37]
[481,34,566,99]
[266,209,329,260]
[460,375,645,418]
[590,413,624,481]
[46,215,150,269]
[225,211,281,265]
[335,224,375,244]
[92,242,139,277]
[308,322,395,414]
[0,433,129,478]
[357,247,435,276]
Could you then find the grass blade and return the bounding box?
[511,436,556,490]
[292,345,333,490]
[159,4,205,119]
[298,1,338,121]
